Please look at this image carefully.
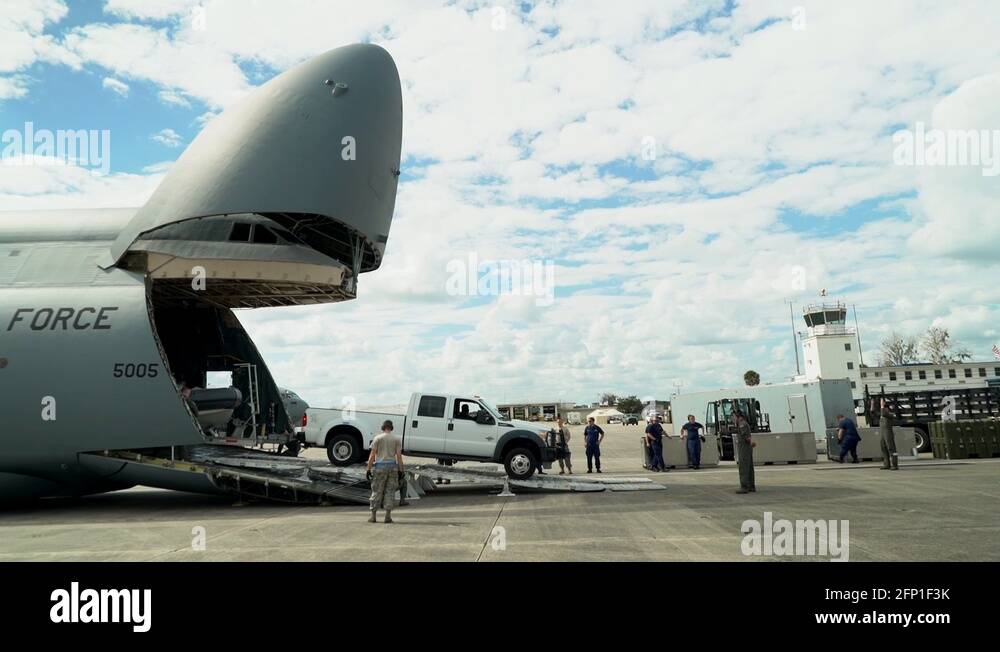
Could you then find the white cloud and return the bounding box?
[150,127,183,147]
[0,164,163,210]
[0,75,29,100]
[102,77,130,97]
[4,0,1000,406]
[908,72,1000,261]
[194,110,219,126]
[104,0,200,21]
[61,22,251,108]
[0,0,75,100]
[157,89,191,107]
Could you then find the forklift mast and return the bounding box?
[705,397,771,462]
[706,397,771,435]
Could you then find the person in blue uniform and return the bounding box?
[644,415,672,471]
[835,413,861,463]
[680,414,705,469]
[583,417,605,473]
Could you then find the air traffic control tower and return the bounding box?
[799,302,864,398]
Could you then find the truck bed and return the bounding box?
[865,386,1000,424]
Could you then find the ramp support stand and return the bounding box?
[498,476,516,498]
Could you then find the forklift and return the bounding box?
[704,398,771,461]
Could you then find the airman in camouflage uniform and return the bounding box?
[877,399,899,471]
[735,412,756,494]
[366,420,405,523]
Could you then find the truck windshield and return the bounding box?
[478,399,503,420]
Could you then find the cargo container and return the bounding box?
[671,379,856,457]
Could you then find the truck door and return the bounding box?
[787,394,811,433]
[406,394,449,455]
[445,398,498,458]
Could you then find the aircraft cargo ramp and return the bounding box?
[414,464,664,492]
[82,445,663,505]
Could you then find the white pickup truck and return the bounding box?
[303,393,563,479]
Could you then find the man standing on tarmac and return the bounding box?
[583,417,604,473]
[734,411,756,494]
[555,417,573,474]
[876,398,899,471]
[680,414,704,469]
[645,415,672,472]
[835,413,862,463]
[366,419,405,523]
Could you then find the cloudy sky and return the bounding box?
[1,0,998,408]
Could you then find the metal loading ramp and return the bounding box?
[87,446,664,504]
[410,464,665,492]
[185,445,375,505]
[85,446,376,506]
[184,447,665,496]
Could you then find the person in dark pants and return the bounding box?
[536,432,549,475]
[555,417,573,474]
[835,413,861,463]
[583,417,604,473]
[680,414,704,469]
[366,420,404,523]
[734,411,756,493]
[533,427,553,475]
[435,458,454,485]
[876,399,899,471]
[644,416,671,472]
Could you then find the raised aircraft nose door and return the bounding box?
[101,43,403,273]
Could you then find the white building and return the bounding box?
[859,362,1000,394]
[496,401,577,421]
[795,301,1000,400]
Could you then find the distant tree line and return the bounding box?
[600,394,657,415]
[878,327,971,366]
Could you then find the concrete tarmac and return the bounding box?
[1,425,997,561]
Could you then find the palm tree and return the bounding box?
[744,370,760,386]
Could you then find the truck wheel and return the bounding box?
[914,427,930,453]
[327,433,361,466]
[503,447,537,480]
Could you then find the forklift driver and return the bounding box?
[454,400,477,421]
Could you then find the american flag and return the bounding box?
[994,344,1000,360]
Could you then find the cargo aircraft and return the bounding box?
[0,44,402,500]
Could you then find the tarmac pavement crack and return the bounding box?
[143,510,294,561]
[476,497,507,562]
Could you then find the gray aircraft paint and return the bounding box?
[0,44,403,500]
[103,43,402,270]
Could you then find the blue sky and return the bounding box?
[1,0,998,407]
